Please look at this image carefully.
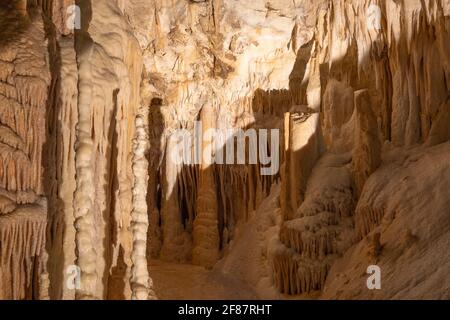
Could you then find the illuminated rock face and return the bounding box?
[0,0,449,300]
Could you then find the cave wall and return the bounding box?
[0,0,448,300]
[0,1,50,300]
[269,0,450,297]
[0,0,154,300]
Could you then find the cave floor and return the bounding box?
[148,259,258,300]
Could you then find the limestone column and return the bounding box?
[73,1,97,299]
[130,107,155,300]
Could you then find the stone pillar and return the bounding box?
[192,105,220,268]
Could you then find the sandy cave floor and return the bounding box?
[149,260,258,300]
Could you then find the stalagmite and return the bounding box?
[192,105,220,268]
[0,2,50,299]
[159,134,193,263]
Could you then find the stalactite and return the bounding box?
[280,214,339,259]
[269,239,331,295]
[0,205,46,299]
[272,152,356,294]
[355,204,386,239]
[67,0,145,300]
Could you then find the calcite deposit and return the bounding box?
[0,0,449,300]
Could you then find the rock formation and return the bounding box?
[0,0,449,300]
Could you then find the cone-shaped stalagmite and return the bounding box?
[192,104,220,268]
